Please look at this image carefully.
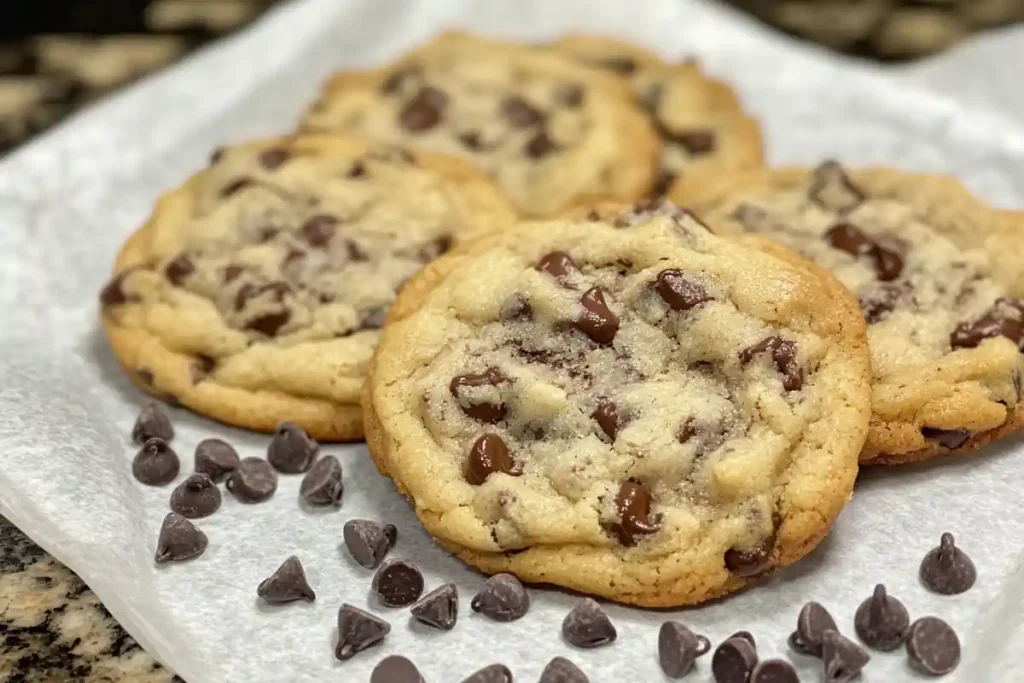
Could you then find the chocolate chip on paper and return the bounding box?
[906,616,960,676]
[194,438,240,483]
[154,512,207,564]
[788,601,837,657]
[471,573,530,622]
[343,519,397,569]
[659,621,711,678]
[539,656,588,683]
[267,422,319,473]
[411,582,458,630]
[169,473,222,519]
[335,603,390,661]
[561,598,616,649]
[371,655,425,683]
[750,659,799,683]
[373,559,424,608]
[919,532,976,595]
[854,584,909,651]
[299,454,343,506]
[711,636,758,683]
[822,629,870,683]
[460,663,513,683]
[257,555,315,604]
[226,457,278,503]
[132,402,174,444]
[132,437,180,486]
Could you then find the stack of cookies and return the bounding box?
[99,31,1024,610]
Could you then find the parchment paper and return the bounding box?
[1,1,1023,681]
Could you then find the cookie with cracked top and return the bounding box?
[362,201,871,606]
[300,32,662,217]
[99,134,516,441]
[675,162,1024,464]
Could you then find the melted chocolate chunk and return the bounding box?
[525,130,558,158]
[301,214,337,247]
[259,147,289,170]
[659,621,711,678]
[562,598,616,648]
[919,532,976,595]
[132,438,180,486]
[575,287,619,345]
[471,573,530,622]
[921,427,971,450]
[360,308,388,330]
[675,129,717,156]
[411,583,458,631]
[223,264,244,283]
[220,177,253,198]
[399,86,447,132]
[870,235,906,282]
[824,222,873,257]
[466,434,521,485]
[655,269,711,311]
[169,473,222,519]
[334,604,390,661]
[449,367,509,423]
[859,283,904,324]
[343,519,397,569]
[190,355,215,384]
[609,479,661,546]
[246,310,291,337]
[592,401,621,442]
[164,255,194,286]
[458,131,485,151]
[373,559,424,608]
[501,95,545,128]
[595,56,636,74]
[99,270,135,307]
[854,584,909,651]
[809,160,864,213]
[346,160,366,178]
[950,298,1024,351]
[536,251,579,286]
[906,617,960,676]
[650,170,677,199]
[724,521,778,577]
[739,336,804,391]
[257,555,315,603]
[154,512,207,564]
[555,83,585,108]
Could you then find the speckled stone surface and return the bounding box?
[0,516,182,682]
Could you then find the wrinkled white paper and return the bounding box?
[1,1,1023,681]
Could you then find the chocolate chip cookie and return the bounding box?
[362,202,871,606]
[300,32,661,217]
[100,134,516,441]
[550,36,764,198]
[675,163,1024,463]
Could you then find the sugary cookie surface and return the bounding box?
[100,135,515,439]
[366,202,871,604]
[301,33,660,216]
[681,162,1024,461]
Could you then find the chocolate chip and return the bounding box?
[906,617,960,676]
[190,355,215,384]
[132,402,174,444]
[466,434,521,485]
[650,170,677,199]
[711,636,758,683]
[346,160,367,178]
[788,602,837,657]
[137,368,154,385]
[575,286,619,345]
[301,214,337,247]
[525,130,557,158]
[343,519,397,569]
[154,512,207,564]
[246,310,291,337]
[373,559,424,607]
[411,582,458,630]
[164,254,194,286]
[298,454,343,507]
[809,160,864,214]
[334,603,390,661]
[724,529,777,577]
[132,438,180,486]
[609,479,661,546]
[259,147,289,170]
[675,130,716,156]
[360,308,388,330]
[458,131,485,151]
[539,656,589,683]
[824,222,873,258]
[267,422,319,474]
[659,621,711,678]
[824,223,904,281]
[821,630,870,683]
[729,631,757,650]
[220,177,253,198]
[750,659,799,683]
[461,664,513,683]
[223,264,244,283]
[919,426,971,450]
[191,439,238,484]
[372,655,424,683]
[257,555,315,603]
[501,96,545,128]
[99,271,134,307]
[592,401,621,442]
[471,573,530,622]
[381,68,415,95]
[677,418,725,457]
[555,83,585,108]
[859,284,904,324]
[562,598,616,649]
[169,473,222,519]
[854,584,909,651]
[226,457,277,503]
[739,336,803,391]
[596,56,636,74]
[655,269,711,311]
[536,251,579,286]
[951,298,1024,351]
[870,235,905,281]
[919,532,976,595]
[399,86,447,132]
[449,367,509,423]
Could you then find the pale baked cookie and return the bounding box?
[363,202,871,606]
[300,32,661,217]
[100,134,516,441]
[550,35,765,197]
[675,162,1024,464]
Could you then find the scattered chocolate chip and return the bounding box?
[821,630,870,683]
[301,214,337,247]
[132,438,180,486]
[501,96,545,128]
[920,427,971,450]
[555,83,585,108]
[226,457,277,503]
[399,86,447,132]
[299,455,343,507]
[750,659,799,683]
[674,129,717,156]
[373,559,424,608]
[854,584,909,651]
[906,617,960,676]
[920,532,976,595]
[164,254,194,286]
[154,512,207,564]
[596,56,636,74]
[191,439,238,483]
[343,519,397,569]
[449,368,509,423]
[471,573,530,622]
[220,177,253,198]
[245,310,291,337]
[562,598,616,649]
[257,555,315,603]
[169,473,222,519]
[609,479,661,546]
[809,160,864,214]
[466,434,521,485]
[788,601,837,657]
[334,603,390,661]
[739,336,803,391]
[536,251,579,286]
[724,527,777,578]
[655,269,711,311]
[659,621,711,678]
[592,401,621,442]
[729,632,757,650]
[525,130,557,158]
[411,582,458,630]
[650,170,677,199]
[132,402,174,444]
[575,286,619,345]
[461,664,513,683]
[711,636,758,683]
[372,655,424,683]
[267,422,319,474]
[539,656,588,683]
[259,147,289,170]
